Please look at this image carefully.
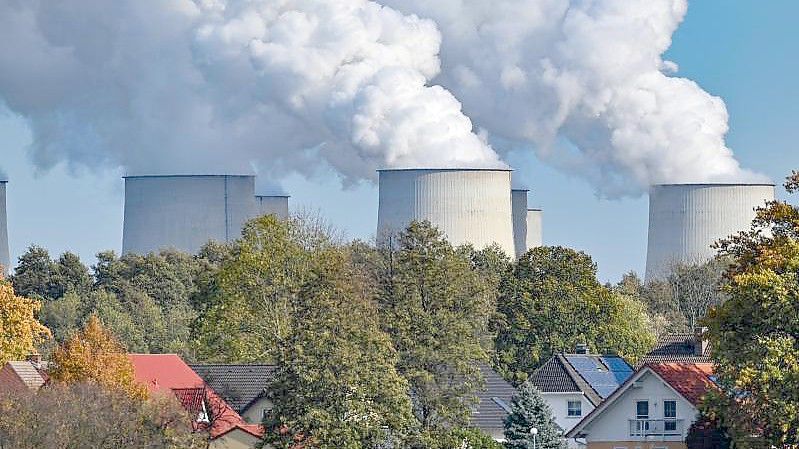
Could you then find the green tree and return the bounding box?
[704,171,799,446]
[370,221,496,437]
[495,246,654,383]
[264,245,415,449]
[503,381,564,449]
[10,245,56,300]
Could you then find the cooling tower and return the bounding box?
[645,183,775,279]
[526,209,543,251]
[122,175,257,255]
[255,195,289,220]
[511,189,529,258]
[0,181,9,274]
[377,168,515,257]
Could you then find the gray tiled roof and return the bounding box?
[190,364,276,413]
[527,356,581,393]
[636,333,711,368]
[471,365,518,433]
[6,361,46,390]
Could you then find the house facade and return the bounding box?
[566,363,714,449]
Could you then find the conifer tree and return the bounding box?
[504,382,565,449]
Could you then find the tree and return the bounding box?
[685,415,731,449]
[704,170,799,446]
[0,382,204,449]
[0,278,50,365]
[666,259,727,330]
[503,381,565,449]
[264,245,415,449]
[495,247,654,383]
[370,221,496,436]
[10,245,55,300]
[49,315,147,399]
[614,272,687,336]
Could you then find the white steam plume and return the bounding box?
[384,0,767,195]
[0,0,765,194]
[0,0,501,183]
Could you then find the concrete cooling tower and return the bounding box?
[645,183,775,279]
[526,209,543,250]
[256,195,290,220]
[377,168,515,257]
[511,189,529,258]
[0,181,9,273]
[123,175,257,255]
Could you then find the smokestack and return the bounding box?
[526,209,543,251]
[122,175,257,255]
[511,189,529,258]
[645,183,775,279]
[0,181,8,274]
[377,168,515,257]
[255,195,290,220]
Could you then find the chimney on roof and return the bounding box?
[693,327,709,356]
[574,343,589,354]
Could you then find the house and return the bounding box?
[191,363,518,442]
[0,359,46,395]
[129,354,264,449]
[528,348,634,436]
[566,362,715,449]
[190,364,276,424]
[636,330,710,368]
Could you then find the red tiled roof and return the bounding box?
[128,354,264,439]
[647,362,715,406]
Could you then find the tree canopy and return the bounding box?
[494,246,654,383]
[0,277,50,365]
[704,171,799,446]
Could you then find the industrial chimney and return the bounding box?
[645,183,775,279]
[0,181,9,274]
[526,209,543,251]
[377,168,515,257]
[255,195,290,220]
[122,175,257,255]
[511,189,529,258]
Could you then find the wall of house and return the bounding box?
[241,397,273,424]
[586,441,687,449]
[542,392,595,434]
[579,371,697,443]
[210,429,262,449]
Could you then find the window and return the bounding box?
[567,400,582,417]
[636,400,649,419]
[664,400,677,432]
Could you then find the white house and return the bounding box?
[566,362,715,449]
[528,349,634,437]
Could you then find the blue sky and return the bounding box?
[1,0,797,282]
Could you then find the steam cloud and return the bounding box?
[0,0,765,194]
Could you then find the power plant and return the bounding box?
[526,209,543,251]
[256,195,290,220]
[645,183,775,279]
[377,168,516,257]
[122,175,259,255]
[511,189,530,258]
[0,181,9,273]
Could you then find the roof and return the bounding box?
[0,361,46,392]
[190,364,276,414]
[636,333,711,367]
[471,365,518,432]
[566,362,715,438]
[128,354,263,439]
[648,362,715,407]
[528,354,633,406]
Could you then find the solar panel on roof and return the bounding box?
[565,355,634,399]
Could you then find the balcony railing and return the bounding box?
[628,419,684,438]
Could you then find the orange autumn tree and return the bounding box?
[0,277,50,365]
[49,315,147,399]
